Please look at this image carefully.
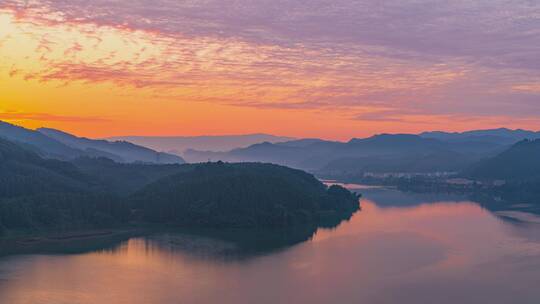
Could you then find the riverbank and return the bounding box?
[0,228,143,256]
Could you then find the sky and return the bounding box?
[1,0,539,140]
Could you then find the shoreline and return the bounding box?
[0,207,361,258]
[0,228,143,257]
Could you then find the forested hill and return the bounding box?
[0,137,91,198]
[71,157,187,195]
[0,137,187,234]
[0,138,129,234]
[184,133,507,174]
[468,139,540,181]
[132,162,360,228]
[0,138,360,236]
[39,127,184,164]
[0,121,85,160]
[0,121,184,164]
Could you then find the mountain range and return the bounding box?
[183,129,540,177]
[468,139,540,181]
[108,134,294,156]
[2,120,538,180]
[1,121,539,236]
[421,128,540,145]
[0,134,358,236]
[0,121,184,164]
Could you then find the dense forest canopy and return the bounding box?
[466,139,540,205]
[133,162,360,227]
[0,137,359,235]
[468,139,540,181]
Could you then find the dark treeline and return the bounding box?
[0,138,360,236]
[463,139,540,206]
[325,139,540,208]
[0,138,126,235]
[132,162,360,228]
[0,193,129,233]
[467,139,540,181]
[493,181,540,205]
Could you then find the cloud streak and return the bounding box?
[0,110,108,123]
[1,0,539,135]
[9,0,539,70]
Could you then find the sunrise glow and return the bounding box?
[1,0,539,139]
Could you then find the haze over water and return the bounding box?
[1,186,540,304]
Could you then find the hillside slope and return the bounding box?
[0,121,85,159]
[0,138,128,232]
[132,162,360,228]
[186,134,489,174]
[39,127,185,164]
[468,139,540,181]
[109,134,294,155]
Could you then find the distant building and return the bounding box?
[446,178,475,185]
[363,171,456,179]
[493,180,506,187]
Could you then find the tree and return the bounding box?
[0,218,5,236]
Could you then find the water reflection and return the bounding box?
[2,187,540,304]
[128,226,321,261]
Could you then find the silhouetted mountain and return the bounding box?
[0,121,185,164]
[108,134,294,157]
[0,135,185,197]
[39,128,184,164]
[463,139,540,207]
[320,149,471,174]
[0,137,128,232]
[132,162,360,228]
[0,137,91,198]
[468,139,540,181]
[349,134,442,148]
[184,139,340,170]
[184,143,290,165]
[0,121,86,159]
[276,138,333,148]
[185,134,490,174]
[421,128,540,146]
[0,137,358,236]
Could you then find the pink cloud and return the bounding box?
[1,0,539,124]
[0,110,109,122]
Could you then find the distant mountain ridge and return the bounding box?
[0,137,91,198]
[3,122,537,176]
[0,136,358,236]
[108,134,294,156]
[0,121,85,159]
[0,121,184,164]
[184,128,540,176]
[420,128,540,145]
[184,134,485,173]
[468,139,540,181]
[39,128,184,164]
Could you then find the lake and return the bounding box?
[1,185,540,304]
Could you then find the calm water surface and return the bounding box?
[2,186,540,304]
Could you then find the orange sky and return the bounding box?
[1,2,539,140]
